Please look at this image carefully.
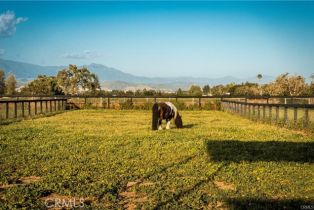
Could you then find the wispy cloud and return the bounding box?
[0,49,5,56]
[0,11,28,37]
[62,50,101,59]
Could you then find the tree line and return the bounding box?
[0,65,100,96]
[0,65,313,97]
[0,71,17,95]
[195,73,314,97]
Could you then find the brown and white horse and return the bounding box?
[152,102,183,130]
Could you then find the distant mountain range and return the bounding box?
[0,58,274,91]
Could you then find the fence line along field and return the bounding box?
[0,109,313,209]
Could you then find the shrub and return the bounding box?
[119,99,134,109]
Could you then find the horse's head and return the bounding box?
[175,114,183,128]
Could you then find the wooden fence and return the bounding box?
[0,98,67,120]
[1,95,314,122]
[221,99,314,128]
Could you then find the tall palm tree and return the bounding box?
[257,74,263,96]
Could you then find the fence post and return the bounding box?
[35,101,37,115]
[22,101,25,117]
[269,106,272,122]
[294,107,298,124]
[198,98,201,109]
[45,101,48,112]
[100,97,104,108]
[243,104,246,115]
[262,105,266,120]
[50,100,52,112]
[275,106,279,123]
[62,100,64,110]
[54,100,56,111]
[284,107,288,123]
[14,102,17,118]
[28,102,31,116]
[40,100,43,114]
[6,102,9,119]
[107,97,110,109]
[303,108,309,127]
[257,105,260,120]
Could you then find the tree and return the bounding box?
[310,74,314,95]
[21,75,63,95]
[264,73,308,96]
[189,85,202,96]
[202,85,210,95]
[56,65,100,95]
[0,69,4,95]
[256,74,263,95]
[233,85,259,96]
[211,85,226,96]
[5,74,17,95]
[176,88,183,96]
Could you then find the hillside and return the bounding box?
[0,59,274,91]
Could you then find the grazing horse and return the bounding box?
[152,102,183,130]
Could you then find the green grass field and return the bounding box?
[0,110,313,209]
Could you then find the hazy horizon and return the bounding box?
[0,1,314,78]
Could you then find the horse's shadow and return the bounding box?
[181,123,196,129]
[205,140,314,163]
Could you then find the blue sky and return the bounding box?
[0,1,314,78]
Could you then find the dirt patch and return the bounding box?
[119,191,137,198]
[126,180,155,188]
[214,180,235,191]
[0,184,16,189]
[139,181,155,187]
[119,191,148,210]
[127,181,139,188]
[19,176,41,184]
[120,181,151,210]
[0,176,41,189]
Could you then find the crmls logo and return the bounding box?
[45,198,85,208]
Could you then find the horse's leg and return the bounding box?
[166,120,171,129]
[158,118,163,130]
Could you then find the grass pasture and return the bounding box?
[0,110,314,209]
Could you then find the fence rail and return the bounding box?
[221,99,314,129]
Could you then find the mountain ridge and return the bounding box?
[0,58,274,91]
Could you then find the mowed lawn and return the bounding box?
[0,110,313,209]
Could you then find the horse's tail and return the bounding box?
[152,102,159,130]
[174,111,183,128]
